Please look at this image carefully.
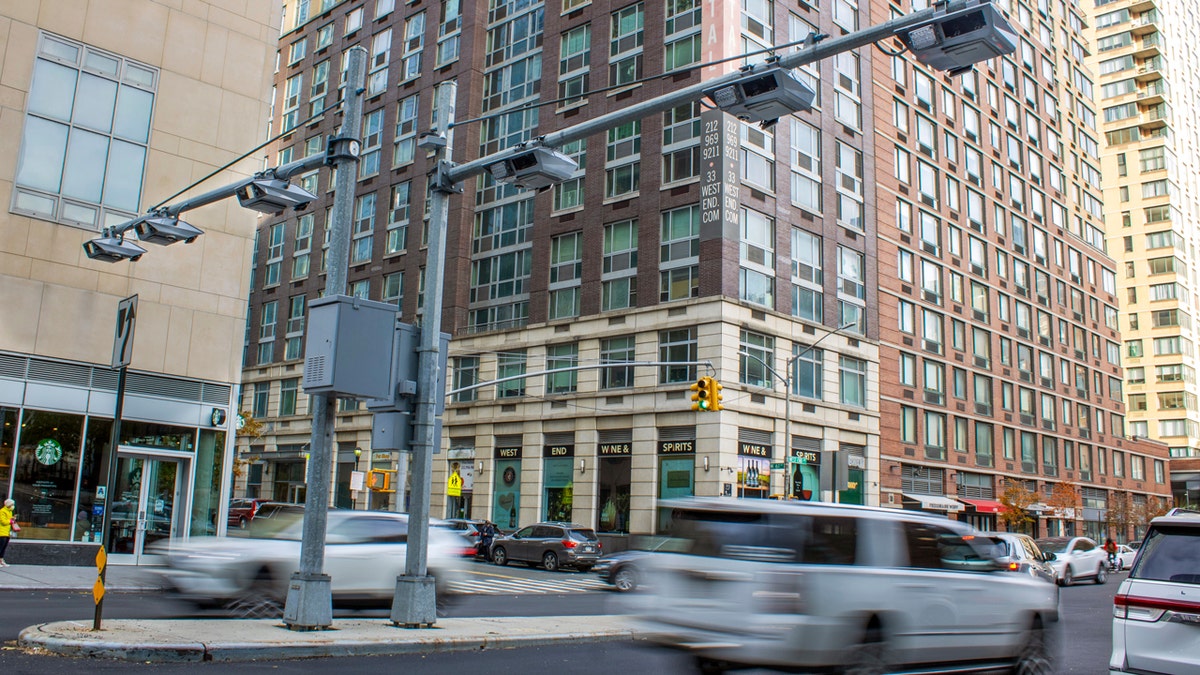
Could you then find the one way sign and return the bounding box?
[112,295,138,369]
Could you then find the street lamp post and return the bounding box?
[741,322,854,499]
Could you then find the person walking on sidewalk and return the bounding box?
[0,498,18,567]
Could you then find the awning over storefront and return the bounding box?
[902,493,964,513]
[957,498,1004,514]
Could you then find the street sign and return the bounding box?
[111,295,138,368]
[788,456,803,464]
[770,462,786,469]
[446,472,462,497]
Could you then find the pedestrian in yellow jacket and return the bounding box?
[0,498,18,567]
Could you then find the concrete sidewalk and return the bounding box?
[20,615,637,662]
[0,564,164,592]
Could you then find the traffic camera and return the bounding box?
[704,67,816,124]
[486,145,578,191]
[83,234,148,263]
[896,1,1017,75]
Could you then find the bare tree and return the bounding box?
[1106,491,1133,541]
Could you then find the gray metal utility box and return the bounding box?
[303,295,397,399]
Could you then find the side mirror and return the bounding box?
[1041,552,1056,562]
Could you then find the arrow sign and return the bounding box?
[111,295,138,369]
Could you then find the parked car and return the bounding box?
[638,499,1060,674]
[1111,508,1200,674]
[1035,536,1108,586]
[227,498,270,529]
[1113,543,1138,571]
[153,510,466,616]
[978,531,1058,584]
[439,518,486,557]
[490,522,601,571]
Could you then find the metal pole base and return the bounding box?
[390,575,437,628]
[282,572,333,631]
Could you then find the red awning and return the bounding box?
[958,498,1005,514]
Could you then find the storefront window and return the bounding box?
[445,459,474,519]
[77,417,113,542]
[493,456,521,529]
[738,441,770,498]
[12,410,84,541]
[597,455,631,533]
[190,430,224,536]
[791,449,820,500]
[657,438,695,531]
[543,457,574,522]
[273,460,306,503]
[121,420,195,452]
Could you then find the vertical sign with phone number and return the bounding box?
[699,109,740,243]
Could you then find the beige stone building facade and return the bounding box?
[1087,0,1200,507]
[0,1,278,563]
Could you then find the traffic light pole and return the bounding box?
[283,46,367,631]
[391,80,457,628]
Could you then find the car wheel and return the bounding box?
[225,568,283,619]
[613,567,638,592]
[1095,564,1107,585]
[1012,620,1054,675]
[1060,567,1073,586]
[237,516,247,529]
[543,551,560,572]
[491,547,508,566]
[841,621,889,675]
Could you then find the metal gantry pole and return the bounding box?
[391,80,457,628]
[283,45,366,632]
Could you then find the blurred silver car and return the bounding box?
[153,510,465,616]
[638,499,1060,674]
[979,531,1058,584]
[1035,536,1108,586]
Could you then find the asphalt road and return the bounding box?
[0,564,1126,673]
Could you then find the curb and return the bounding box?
[19,617,637,663]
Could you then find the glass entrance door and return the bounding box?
[108,454,185,564]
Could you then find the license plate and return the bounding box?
[581,546,594,553]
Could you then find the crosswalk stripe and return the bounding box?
[449,574,609,595]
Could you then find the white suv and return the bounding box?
[638,499,1060,674]
[1110,508,1200,674]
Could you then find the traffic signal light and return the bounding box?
[707,377,724,411]
[367,468,391,491]
[690,376,712,411]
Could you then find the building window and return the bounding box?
[839,355,867,407]
[401,12,425,81]
[602,219,638,311]
[285,294,306,360]
[792,228,823,323]
[13,33,158,229]
[740,207,775,309]
[352,193,375,264]
[553,140,587,211]
[292,214,312,279]
[793,346,823,399]
[252,382,270,419]
[601,336,635,389]
[436,0,462,66]
[662,102,701,184]
[394,93,419,166]
[367,29,391,96]
[740,330,774,388]
[279,378,299,416]
[610,3,644,87]
[605,121,641,199]
[559,24,591,104]
[386,181,410,254]
[451,356,478,403]
[660,204,700,301]
[659,327,697,384]
[309,60,329,119]
[546,343,579,394]
[265,222,285,287]
[832,50,861,129]
[359,108,384,178]
[790,119,822,214]
[835,141,863,230]
[837,246,866,334]
[665,0,701,71]
[740,122,774,191]
[549,232,582,320]
[496,351,527,398]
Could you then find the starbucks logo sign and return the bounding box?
[35,439,62,466]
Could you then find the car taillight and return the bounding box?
[1113,593,1182,622]
[562,539,577,548]
[1008,562,1020,571]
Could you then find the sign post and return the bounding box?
[95,294,136,630]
